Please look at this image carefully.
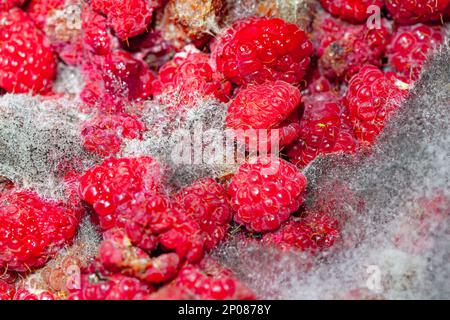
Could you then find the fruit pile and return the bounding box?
[0,0,448,300]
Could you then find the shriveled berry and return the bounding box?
[313,12,391,81]
[261,212,340,252]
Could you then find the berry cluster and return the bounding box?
[0,0,448,300]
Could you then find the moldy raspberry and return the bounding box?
[0,0,25,11]
[227,156,307,233]
[0,190,80,272]
[286,92,358,168]
[68,270,153,300]
[313,12,391,81]
[99,228,180,284]
[344,65,409,145]
[81,113,146,157]
[261,212,340,252]
[387,24,443,82]
[212,17,313,86]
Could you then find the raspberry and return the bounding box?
[387,24,443,81]
[225,81,302,149]
[385,0,450,24]
[0,280,15,300]
[99,229,180,284]
[286,92,358,168]
[344,65,409,145]
[320,0,384,23]
[174,178,233,250]
[314,13,391,81]
[91,0,162,40]
[81,5,112,56]
[69,271,153,300]
[81,51,154,112]
[0,8,56,94]
[43,3,85,65]
[261,212,340,252]
[81,113,146,157]
[175,258,255,300]
[152,48,232,106]
[79,156,163,230]
[212,17,313,86]
[0,190,79,272]
[227,156,307,233]
[13,287,56,300]
[0,0,25,11]
[157,213,207,262]
[26,0,65,30]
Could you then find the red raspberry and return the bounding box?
[314,13,391,81]
[344,65,409,145]
[79,156,163,230]
[0,190,79,272]
[25,0,65,30]
[261,212,340,252]
[174,178,233,251]
[226,81,302,149]
[0,280,15,300]
[91,0,162,40]
[99,229,180,284]
[227,156,307,233]
[386,0,450,24]
[82,5,112,56]
[157,213,207,263]
[81,51,154,112]
[81,113,146,157]
[152,49,232,107]
[320,0,384,23]
[212,17,313,86]
[175,258,255,300]
[0,0,25,11]
[69,271,153,300]
[286,92,358,168]
[112,192,207,263]
[13,287,55,300]
[0,8,56,94]
[387,24,443,82]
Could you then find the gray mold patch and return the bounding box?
[0,94,94,199]
[214,41,450,299]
